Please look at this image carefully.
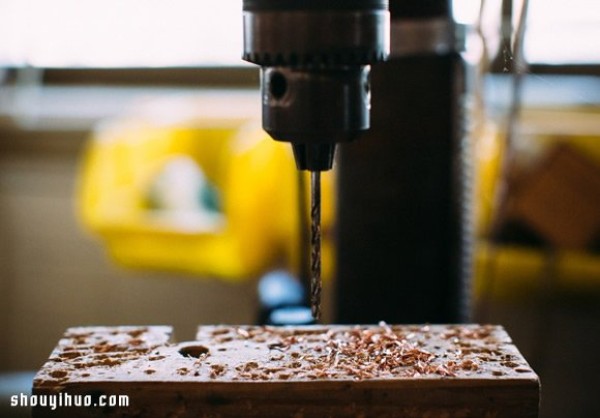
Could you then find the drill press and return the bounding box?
[242,0,390,319]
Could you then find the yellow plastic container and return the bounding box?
[472,108,600,297]
[78,103,334,282]
[80,97,600,297]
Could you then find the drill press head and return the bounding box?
[243,0,390,171]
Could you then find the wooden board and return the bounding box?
[33,324,539,417]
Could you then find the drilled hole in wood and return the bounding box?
[179,345,210,359]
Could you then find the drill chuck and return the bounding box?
[243,0,390,171]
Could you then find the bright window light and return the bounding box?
[0,0,245,67]
[0,0,598,68]
[452,0,482,25]
[524,0,600,64]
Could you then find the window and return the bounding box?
[0,0,598,68]
[0,0,245,67]
[524,0,600,64]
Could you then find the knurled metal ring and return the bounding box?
[243,9,390,67]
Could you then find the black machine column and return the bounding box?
[335,0,473,323]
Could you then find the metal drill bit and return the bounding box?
[310,170,322,321]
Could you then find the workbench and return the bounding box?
[33,324,539,417]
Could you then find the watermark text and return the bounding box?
[11,392,129,410]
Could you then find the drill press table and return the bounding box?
[33,324,539,417]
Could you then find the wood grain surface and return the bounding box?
[33,324,540,417]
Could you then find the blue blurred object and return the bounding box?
[269,306,314,325]
[258,270,305,309]
[257,270,314,325]
[0,372,35,418]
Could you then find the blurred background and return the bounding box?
[0,1,599,417]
